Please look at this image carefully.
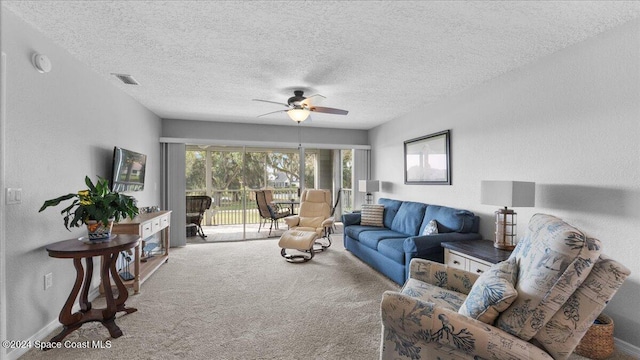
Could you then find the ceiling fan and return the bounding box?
[253,90,349,123]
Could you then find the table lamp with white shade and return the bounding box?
[481,180,535,250]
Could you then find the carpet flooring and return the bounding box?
[21,235,399,359]
[187,224,288,243]
[20,234,636,360]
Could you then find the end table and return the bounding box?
[441,240,512,275]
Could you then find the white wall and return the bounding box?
[370,18,640,347]
[1,8,162,353]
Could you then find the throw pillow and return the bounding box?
[458,257,518,324]
[360,204,384,227]
[422,219,439,235]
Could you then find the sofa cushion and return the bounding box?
[377,238,406,264]
[360,204,384,227]
[495,214,602,341]
[401,278,466,312]
[358,229,407,251]
[390,201,428,236]
[341,212,361,227]
[459,257,518,324]
[378,198,403,228]
[344,225,382,240]
[420,205,476,234]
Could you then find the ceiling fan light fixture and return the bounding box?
[287,109,310,123]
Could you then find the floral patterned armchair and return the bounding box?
[380,214,630,360]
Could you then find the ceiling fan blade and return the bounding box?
[309,106,349,115]
[252,99,290,108]
[300,94,326,108]
[257,109,288,117]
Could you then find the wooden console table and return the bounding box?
[45,234,140,345]
[110,210,171,294]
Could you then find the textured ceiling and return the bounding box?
[4,1,640,129]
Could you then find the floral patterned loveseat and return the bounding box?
[380,213,630,360]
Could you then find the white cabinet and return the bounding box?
[442,240,512,275]
[445,248,492,274]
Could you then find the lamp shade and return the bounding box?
[359,180,380,193]
[287,109,310,122]
[481,181,535,207]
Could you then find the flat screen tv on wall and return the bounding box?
[111,147,147,192]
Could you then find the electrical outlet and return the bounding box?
[44,273,53,290]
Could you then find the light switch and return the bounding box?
[6,188,22,205]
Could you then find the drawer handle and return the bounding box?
[453,261,460,265]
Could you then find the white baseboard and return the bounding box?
[615,337,640,358]
[6,286,101,360]
[6,318,60,360]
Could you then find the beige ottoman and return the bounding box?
[278,230,318,263]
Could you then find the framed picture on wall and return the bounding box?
[404,130,451,185]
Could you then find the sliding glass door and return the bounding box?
[341,149,354,213]
[185,145,358,241]
[186,145,306,240]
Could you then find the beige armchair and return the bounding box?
[380,214,630,360]
[284,189,334,248]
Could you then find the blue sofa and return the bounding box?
[342,198,482,284]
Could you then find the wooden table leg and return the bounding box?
[100,253,122,338]
[48,258,85,344]
[79,257,92,312]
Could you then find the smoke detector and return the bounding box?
[32,53,52,73]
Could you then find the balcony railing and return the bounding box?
[186,188,353,226]
[186,189,296,225]
[340,188,353,213]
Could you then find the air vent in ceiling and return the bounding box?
[111,73,140,85]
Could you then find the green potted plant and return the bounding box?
[39,176,139,241]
